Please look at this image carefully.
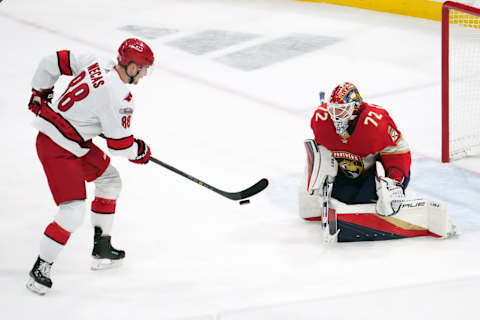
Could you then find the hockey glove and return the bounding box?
[28,87,54,116]
[375,161,405,216]
[129,139,151,164]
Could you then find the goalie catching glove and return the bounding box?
[375,161,405,216]
[129,138,151,164]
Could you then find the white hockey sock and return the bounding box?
[39,234,65,263]
[90,212,114,235]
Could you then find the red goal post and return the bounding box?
[442,1,480,162]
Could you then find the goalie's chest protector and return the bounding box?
[311,103,402,179]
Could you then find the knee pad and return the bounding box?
[54,200,86,232]
[94,165,122,199]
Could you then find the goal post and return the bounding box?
[442,1,480,162]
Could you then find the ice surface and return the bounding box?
[1,0,479,319]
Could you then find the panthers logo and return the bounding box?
[332,151,365,179]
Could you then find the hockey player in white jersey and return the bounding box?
[26,38,154,295]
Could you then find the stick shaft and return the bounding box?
[149,156,268,201]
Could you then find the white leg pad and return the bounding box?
[394,199,456,238]
[331,198,457,239]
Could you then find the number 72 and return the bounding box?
[364,111,383,127]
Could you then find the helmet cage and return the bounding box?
[327,101,356,134]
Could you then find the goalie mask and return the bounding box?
[327,82,362,135]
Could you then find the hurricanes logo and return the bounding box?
[332,151,364,179]
[129,44,144,52]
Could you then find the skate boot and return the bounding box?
[26,256,53,295]
[91,226,125,270]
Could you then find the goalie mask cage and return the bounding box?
[442,1,480,162]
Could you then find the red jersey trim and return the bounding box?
[106,135,134,150]
[39,103,86,146]
[57,50,73,76]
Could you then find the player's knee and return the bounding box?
[94,165,122,199]
[55,200,86,232]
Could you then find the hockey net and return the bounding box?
[442,1,480,162]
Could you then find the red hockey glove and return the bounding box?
[129,139,151,164]
[28,87,54,116]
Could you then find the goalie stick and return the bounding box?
[321,178,338,243]
[316,90,338,242]
[149,156,269,201]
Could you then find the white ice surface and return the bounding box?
[1,0,480,319]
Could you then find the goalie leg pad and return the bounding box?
[298,185,322,220]
[396,199,457,238]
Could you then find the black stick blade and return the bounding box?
[220,178,269,200]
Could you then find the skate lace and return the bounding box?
[38,261,52,278]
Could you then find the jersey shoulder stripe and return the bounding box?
[57,50,73,76]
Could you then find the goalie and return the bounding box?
[300,82,456,242]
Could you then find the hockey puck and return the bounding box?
[239,200,250,205]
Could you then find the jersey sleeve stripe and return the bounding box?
[106,135,134,150]
[57,50,73,76]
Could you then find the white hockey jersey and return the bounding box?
[31,50,139,158]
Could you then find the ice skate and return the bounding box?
[26,256,53,295]
[91,226,125,270]
[444,221,458,239]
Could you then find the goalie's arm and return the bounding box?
[379,140,411,189]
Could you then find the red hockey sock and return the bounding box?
[91,197,116,235]
[44,221,71,245]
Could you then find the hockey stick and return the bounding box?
[98,134,268,201]
[321,178,338,243]
[149,156,269,201]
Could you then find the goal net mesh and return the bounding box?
[445,3,480,161]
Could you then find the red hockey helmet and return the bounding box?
[117,38,154,67]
